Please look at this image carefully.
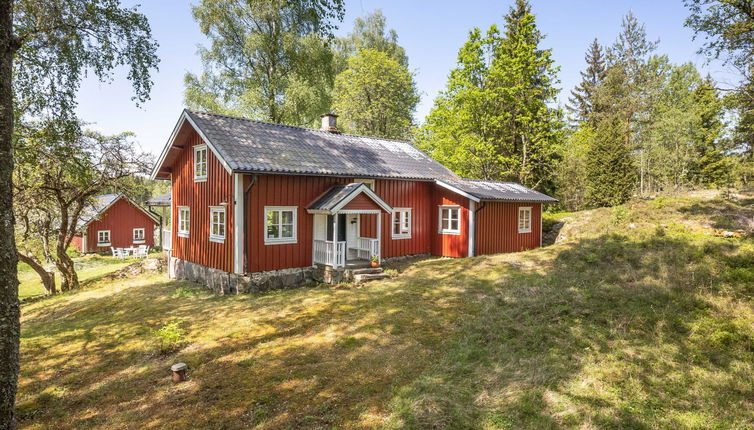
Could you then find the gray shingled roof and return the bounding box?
[186,110,459,180]
[146,192,171,207]
[78,193,120,228]
[442,179,558,203]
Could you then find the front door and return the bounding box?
[326,214,347,242]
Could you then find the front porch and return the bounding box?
[311,212,382,269]
[307,182,392,269]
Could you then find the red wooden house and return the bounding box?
[151,110,556,291]
[72,193,159,253]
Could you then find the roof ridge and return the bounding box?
[185,109,424,147]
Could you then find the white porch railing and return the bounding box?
[354,237,380,261]
[313,240,347,268]
[162,229,172,250]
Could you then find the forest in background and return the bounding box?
[183,0,754,212]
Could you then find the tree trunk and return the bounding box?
[0,0,19,427]
[16,253,56,295]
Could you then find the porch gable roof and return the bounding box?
[306,183,393,214]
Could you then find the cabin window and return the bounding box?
[97,230,111,246]
[518,207,532,233]
[355,179,375,190]
[133,228,145,244]
[178,206,190,238]
[265,206,297,244]
[439,206,460,235]
[194,145,207,182]
[392,208,412,239]
[209,206,226,243]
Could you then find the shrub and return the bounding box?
[150,322,187,355]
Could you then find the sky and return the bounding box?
[74,0,738,157]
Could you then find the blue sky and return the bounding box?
[74,0,736,157]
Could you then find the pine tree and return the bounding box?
[490,0,563,189]
[568,39,606,124]
[586,117,637,206]
[692,75,731,187]
[418,0,562,190]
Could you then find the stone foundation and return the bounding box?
[169,253,431,295]
[170,257,318,295]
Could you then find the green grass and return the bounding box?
[18,255,133,298]
[16,191,754,429]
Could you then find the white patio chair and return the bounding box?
[110,247,118,258]
[136,245,149,258]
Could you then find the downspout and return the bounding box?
[473,201,487,257]
[243,175,258,274]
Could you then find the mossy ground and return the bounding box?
[17,191,754,429]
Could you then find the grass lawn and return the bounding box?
[18,255,133,298]
[17,192,754,429]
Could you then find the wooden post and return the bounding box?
[171,362,187,383]
[376,212,381,264]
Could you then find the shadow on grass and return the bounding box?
[17,232,754,429]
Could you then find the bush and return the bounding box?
[150,322,187,355]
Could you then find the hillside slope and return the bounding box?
[17,191,754,429]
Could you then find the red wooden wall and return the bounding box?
[342,193,381,211]
[430,184,470,258]
[171,129,234,272]
[80,198,157,252]
[476,202,541,254]
[248,175,350,272]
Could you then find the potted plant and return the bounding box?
[370,255,379,268]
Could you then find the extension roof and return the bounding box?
[436,179,558,203]
[146,192,171,207]
[151,110,557,203]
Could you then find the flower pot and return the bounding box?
[370,260,379,268]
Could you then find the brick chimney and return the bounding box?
[320,113,340,133]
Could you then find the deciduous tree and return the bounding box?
[0,1,158,426]
[333,49,418,139]
[184,0,345,126]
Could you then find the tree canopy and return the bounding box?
[333,49,418,139]
[184,0,345,126]
[418,0,562,190]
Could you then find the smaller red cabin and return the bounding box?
[72,194,159,253]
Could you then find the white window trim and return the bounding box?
[439,205,461,235]
[178,206,190,238]
[518,206,532,233]
[194,144,208,182]
[209,206,226,244]
[264,206,298,245]
[391,207,412,239]
[133,228,146,244]
[97,230,111,246]
[354,178,375,190]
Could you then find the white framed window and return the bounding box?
[518,206,532,233]
[265,206,297,244]
[97,230,111,246]
[209,206,226,243]
[439,205,460,235]
[194,145,207,182]
[133,228,146,244]
[178,206,190,238]
[392,208,412,239]
[355,178,375,190]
